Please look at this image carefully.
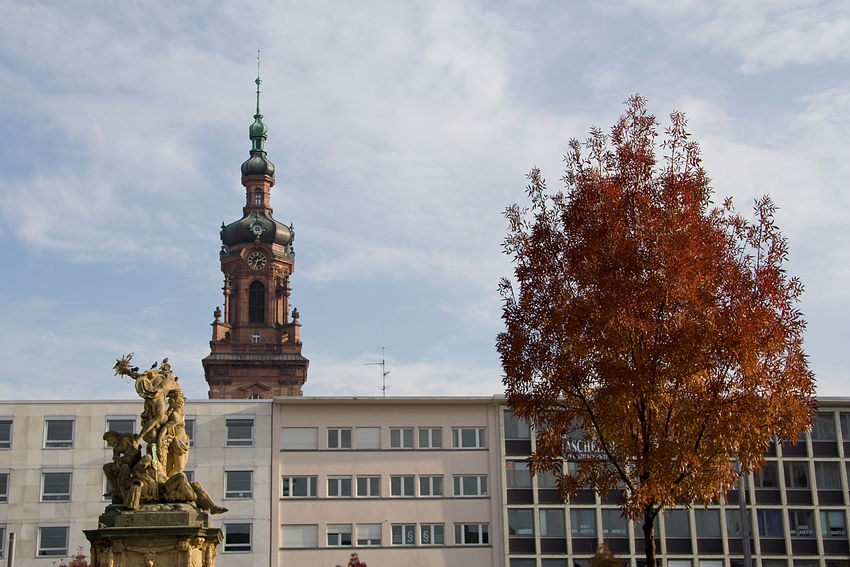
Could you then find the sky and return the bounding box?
[1,0,849,401]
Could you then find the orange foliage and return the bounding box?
[53,547,89,567]
[498,95,815,567]
[335,552,366,567]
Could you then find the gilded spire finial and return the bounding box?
[255,48,262,116]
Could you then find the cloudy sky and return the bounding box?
[1,0,848,401]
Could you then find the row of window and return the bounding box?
[0,417,254,449]
[504,507,848,540]
[280,523,489,548]
[282,426,487,450]
[283,474,488,498]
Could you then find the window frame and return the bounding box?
[327,524,353,547]
[281,427,318,450]
[105,417,136,435]
[453,475,488,497]
[0,419,12,449]
[41,471,72,502]
[223,522,252,553]
[224,470,253,499]
[356,476,381,498]
[540,509,566,537]
[356,523,382,547]
[281,476,317,498]
[44,418,74,449]
[390,475,415,497]
[327,428,352,449]
[418,427,442,449]
[391,524,416,546]
[508,508,535,537]
[451,427,486,449]
[419,475,443,497]
[327,476,353,498]
[280,525,318,549]
[0,525,4,558]
[454,523,489,545]
[420,523,445,546]
[390,427,414,449]
[38,525,69,557]
[0,471,8,503]
[225,418,254,447]
[820,510,847,538]
[506,460,532,488]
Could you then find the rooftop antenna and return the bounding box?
[365,346,391,397]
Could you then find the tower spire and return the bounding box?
[255,48,262,116]
[241,49,274,178]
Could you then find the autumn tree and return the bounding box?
[589,543,622,567]
[54,548,89,567]
[335,552,366,567]
[497,95,815,567]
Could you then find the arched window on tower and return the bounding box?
[248,281,265,323]
[254,190,262,206]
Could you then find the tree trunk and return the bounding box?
[642,505,658,567]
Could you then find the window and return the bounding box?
[248,281,265,323]
[820,510,847,537]
[726,510,743,537]
[504,410,531,439]
[184,470,194,483]
[0,472,8,503]
[538,467,558,488]
[253,190,262,206]
[391,475,415,497]
[281,427,318,450]
[281,525,318,548]
[453,475,487,497]
[419,427,442,448]
[454,523,488,545]
[327,524,353,547]
[540,509,566,537]
[601,508,627,537]
[506,461,531,487]
[754,462,779,488]
[356,524,381,546]
[328,428,352,449]
[508,509,535,536]
[184,418,195,447]
[757,509,784,537]
[421,524,445,546]
[282,476,317,498]
[356,476,380,497]
[44,418,74,448]
[328,476,352,498]
[223,523,251,552]
[788,510,815,537]
[452,427,486,448]
[840,412,850,441]
[42,471,71,501]
[390,427,414,448]
[251,333,260,344]
[225,470,253,499]
[784,461,810,488]
[419,475,443,497]
[815,462,841,489]
[812,412,836,440]
[694,509,721,538]
[665,510,690,538]
[226,419,253,447]
[38,526,68,556]
[355,427,380,449]
[0,420,12,449]
[571,509,597,536]
[391,524,415,546]
[106,418,135,435]
[0,526,4,558]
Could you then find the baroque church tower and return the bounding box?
[202,73,308,399]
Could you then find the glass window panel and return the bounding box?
[539,467,559,488]
[184,418,195,447]
[226,419,253,446]
[45,419,74,447]
[0,471,8,503]
[355,427,380,449]
[223,523,251,552]
[106,419,135,435]
[356,524,381,546]
[840,412,850,441]
[726,510,742,537]
[694,509,721,537]
[42,472,71,501]
[418,427,442,448]
[225,470,252,498]
[281,427,318,450]
[665,509,690,538]
[571,509,596,536]
[820,510,847,538]
[754,462,779,488]
[602,508,627,536]
[0,420,10,449]
[783,461,810,488]
[281,525,318,548]
[812,412,836,440]
[504,410,531,439]
[815,462,841,489]
[391,524,415,546]
[788,510,815,537]
[38,527,68,556]
[420,524,445,545]
[506,461,532,487]
[540,509,565,536]
[757,510,784,537]
[509,509,535,536]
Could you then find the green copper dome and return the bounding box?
[241,75,275,178]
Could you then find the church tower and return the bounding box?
[202,72,308,399]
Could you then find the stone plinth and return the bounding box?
[84,504,222,567]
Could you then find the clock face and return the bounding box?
[247,252,267,270]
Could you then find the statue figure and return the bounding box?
[110,353,227,515]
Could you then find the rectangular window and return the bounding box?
[453,475,487,497]
[784,461,810,488]
[757,509,784,537]
[452,427,486,448]
[391,475,415,497]
[281,427,318,450]
[509,509,535,536]
[328,476,352,498]
[106,418,135,435]
[281,525,318,548]
[694,509,721,538]
[815,462,841,489]
[754,462,779,488]
[282,476,317,498]
[226,419,253,447]
[356,476,380,497]
[0,472,8,503]
[328,428,352,449]
[224,470,253,499]
[392,524,416,546]
[726,510,743,537]
[184,470,194,483]
[355,427,380,449]
[421,524,445,546]
[419,475,443,497]
[665,509,690,538]
[327,524,353,547]
[812,412,836,440]
[0,419,12,449]
[504,410,531,439]
[820,511,847,538]
[390,427,414,448]
[506,461,531,487]
[419,427,442,448]
[0,526,4,558]
[184,418,195,447]
[601,508,627,536]
[38,526,69,556]
[540,509,565,537]
[356,524,381,547]
[788,510,815,537]
[223,523,252,552]
[42,471,71,501]
[44,418,74,448]
[840,412,850,441]
[538,467,559,488]
[454,523,489,545]
[571,509,597,536]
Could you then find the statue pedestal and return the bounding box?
[84,504,222,567]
